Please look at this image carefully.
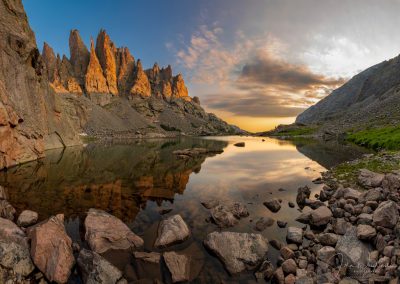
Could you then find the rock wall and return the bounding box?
[0,0,80,170]
[42,29,191,101]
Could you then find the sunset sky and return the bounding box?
[23,0,400,132]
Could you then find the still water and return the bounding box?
[0,136,369,283]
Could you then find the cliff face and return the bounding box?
[43,29,191,102]
[0,0,80,170]
[296,54,400,132]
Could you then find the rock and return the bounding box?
[0,186,7,200]
[270,239,283,250]
[84,208,144,253]
[363,187,383,202]
[382,171,400,191]
[310,206,332,226]
[295,212,311,224]
[77,248,124,284]
[154,214,190,248]
[274,267,285,284]
[254,217,275,231]
[317,246,336,265]
[357,213,373,225]
[163,251,190,283]
[358,169,384,188]
[0,241,34,277]
[69,29,90,82]
[282,259,297,274]
[286,227,303,244]
[0,200,16,220]
[172,74,189,99]
[280,246,295,260]
[95,30,118,95]
[372,200,399,228]
[304,199,324,209]
[130,60,151,98]
[288,201,295,208]
[203,231,268,274]
[201,200,220,209]
[17,210,38,227]
[343,188,361,200]
[335,227,371,280]
[85,38,109,94]
[264,198,281,212]
[339,277,359,284]
[0,217,28,247]
[333,218,352,235]
[133,251,161,264]
[277,220,287,228]
[296,186,311,206]
[233,142,245,147]
[318,233,339,246]
[285,274,296,284]
[28,214,74,284]
[356,224,376,240]
[255,260,274,280]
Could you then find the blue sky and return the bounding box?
[23,0,400,131]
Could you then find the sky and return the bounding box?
[23,0,400,132]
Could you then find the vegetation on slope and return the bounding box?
[346,126,400,150]
[264,124,319,137]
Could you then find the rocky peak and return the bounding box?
[115,47,135,94]
[95,29,118,95]
[69,29,89,84]
[85,38,109,94]
[130,59,151,98]
[160,65,173,81]
[172,74,189,99]
[42,42,57,82]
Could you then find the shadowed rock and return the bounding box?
[154,214,190,248]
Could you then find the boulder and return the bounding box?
[295,212,311,224]
[286,227,303,244]
[363,187,383,202]
[0,217,28,247]
[382,171,400,191]
[154,214,190,248]
[335,227,371,280]
[343,188,361,200]
[318,233,338,246]
[356,224,376,240]
[28,214,74,284]
[372,200,399,228]
[310,206,332,226]
[281,259,297,274]
[263,198,281,212]
[17,210,38,227]
[358,169,384,188]
[0,241,34,277]
[209,202,248,228]
[85,208,144,253]
[163,251,190,283]
[203,231,268,274]
[77,248,124,284]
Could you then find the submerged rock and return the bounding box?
[254,217,275,231]
[85,208,144,253]
[0,200,16,220]
[17,210,38,227]
[296,186,311,206]
[163,251,190,283]
[208,201,249,228]
[204,231,268,274]
[77,248,124,284]
[154,214,190,248]
[286,227,303,244]
[263,198,281,212]
[28,214,75,284]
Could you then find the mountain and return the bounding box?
[296,54,400,132]
[0,0,241,170]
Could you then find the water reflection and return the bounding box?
[0,136,368,283]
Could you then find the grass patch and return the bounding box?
[331,151,400,184]
[269,126,318,137]
[347,126,400,150]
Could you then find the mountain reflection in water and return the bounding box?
[0,137,370,283]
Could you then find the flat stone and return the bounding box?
[317,246,336,265]
[310,206,332,226]
[17,210,38,227]
[133,251,161,264]
[154,214,190,248]
[264,198,281,212]
[203,231,268,274]
[372,200,399,228]
[84,208,144,253]
[28,214,75,284]
[77,248,124,284]
[163,251,190,283]
[286,227,303,244]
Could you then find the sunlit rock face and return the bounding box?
[43,29,191,102]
